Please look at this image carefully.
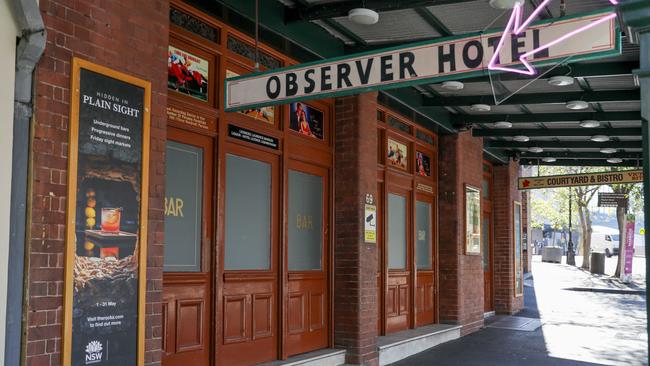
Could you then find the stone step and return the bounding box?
[377,324,462,366]
[257,349,346,366]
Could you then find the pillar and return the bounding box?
[493,162,524,314]
[438,131,485,335]
[619,0,650,358]
[334,92,379,365]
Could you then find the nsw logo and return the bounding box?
[85,340,104,364]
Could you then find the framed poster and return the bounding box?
[168,45,209,102]
[226,69,275,124]
[64,58,150,366]
[514,201,523,296]
[465,184,481,255]
[415,151,431,177]
[387,138,408,171]
[289,102,324,140]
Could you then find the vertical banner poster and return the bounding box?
[622,214,636,283]
[64,58,150,366]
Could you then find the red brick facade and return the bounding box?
[27,1,169,365]
[493,162,525,314]
[438,131,485,335]
[24,2,525,365]
[334,93,379,366]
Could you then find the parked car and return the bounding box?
[591,225,620,257]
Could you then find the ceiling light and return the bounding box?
[590,135,610,142]
[513,135,530,142]
[548,76,575,86]
[489,0,522,9]
[494,121,512,128]
[470,104,491,112]
[441,81,464,91]
[528,147,544,153]
[600,148,617,154]
[607,158,623,164]
[566,100,590,110]
[348,8,379,25]
[579,120,600,128]
[542,157,557,163]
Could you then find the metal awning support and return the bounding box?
[619,0,650,361]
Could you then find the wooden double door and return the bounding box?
[378,179,436,334]
[162,130,330,366]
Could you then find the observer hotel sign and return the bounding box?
[225,9,619,111]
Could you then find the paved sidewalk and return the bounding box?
[391,261,647,366]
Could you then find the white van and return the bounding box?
[591,225,620,257]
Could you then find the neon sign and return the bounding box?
[488,0,618,76]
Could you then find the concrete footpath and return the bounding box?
[391,260,648,366]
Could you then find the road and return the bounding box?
[391,259,647,366]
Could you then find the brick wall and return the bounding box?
[27,1,168,365]
[438,131,485,336]
[334,92,379,365]
[493,162,524,314]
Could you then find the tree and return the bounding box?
[608,169,643,277]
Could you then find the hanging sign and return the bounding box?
[598,192,628,208]
[518,169,643,190]
[64,58,150,366]
[224,8,619,111]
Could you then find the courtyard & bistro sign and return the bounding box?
[518,170,643,190]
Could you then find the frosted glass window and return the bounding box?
[288,170,323,270]
[164,141,202,272]
[388,194,407,270]
[225,154,271,270]
[482,217,490,271]
[416,201,432,269]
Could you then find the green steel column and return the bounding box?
[619,0,650,361]
[619,0,650,360]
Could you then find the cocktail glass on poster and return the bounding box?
[101,208,122,232]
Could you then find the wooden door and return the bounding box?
[483,163,494,312]
[415,195,435,327]
[285,161,329,356]
[385,187,411,334]
[483,211,493,312]
[162,128,213,366]
[218,143,279,366]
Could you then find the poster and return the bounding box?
[415,151,431,177]
[387,138,408,171]
[168,45,209,101]
[364,204,377,244]
[65,59,150,366]
[226,70,275,124]
[465,185,481,255]
[289,102,324,140]
[514,201,523,295]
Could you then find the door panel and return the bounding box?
[162,128,213,366]
[483,213,493,311]
[386,191,410,334]
[286,162,329,356]
[415,198,435,326]
[219,145,279,366]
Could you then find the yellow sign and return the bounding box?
[518,169,643,190]
[364,204,377,243]
[641,228,646,235]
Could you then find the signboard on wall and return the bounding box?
[518,169,643,190]
[64,58,150,366]
[224,9,619,111]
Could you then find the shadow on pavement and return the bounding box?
[390,274,611,366]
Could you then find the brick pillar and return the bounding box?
[438,131,484,336]
[26,1,169,365]
[493,162,524,314]
[334,92,379,366]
